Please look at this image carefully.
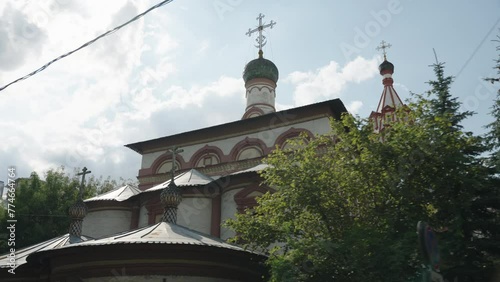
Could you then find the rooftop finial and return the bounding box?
[69,167,91,243]
[168,146,183,180]
[76,167,91,199]
[160,146,184,224]
[245,13,276,57]
[376,40,392,61]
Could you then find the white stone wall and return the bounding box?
[85,275,240,282]
[141,117,331,170]
[220,188,243,240]
[177,197,212,234]
[246,84,276,114]
[135,197,212,234]
[138,204,149,228]
[83,209,131,238]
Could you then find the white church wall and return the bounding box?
[246,84,276,114]
[83,209,131,238]
[138,204,149,228]
[141,150,165,170]
[177,197,212,234]
[220,188,243,240]
[140,117,331,170]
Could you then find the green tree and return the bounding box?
[416,62,499,280]
[227,63,499,281]
[485,33,500,168]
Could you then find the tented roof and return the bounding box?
[85,184,141,202]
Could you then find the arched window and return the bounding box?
[156,160,180,174]
[195,153,220,167]
[190,146,224,168]
[236,146,263,160]
[274,128,313,150]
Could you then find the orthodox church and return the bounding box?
[0,14,405,282]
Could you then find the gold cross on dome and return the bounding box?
[376,40,392,60]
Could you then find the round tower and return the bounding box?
[242,13,278,119]
[242,50,279,119]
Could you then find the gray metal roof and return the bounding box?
[229,163,269,176]
[145,169,215,192]
[85,184,141,202]
[60,222,251,253]
[0,234,92,268]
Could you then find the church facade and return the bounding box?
[1,12,406,281]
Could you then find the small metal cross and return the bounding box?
[376,40,392,60]
[76,167,91,198]
[167,146,184,179]
[246,13,276,52]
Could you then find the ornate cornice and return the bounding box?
[138,158,264,187]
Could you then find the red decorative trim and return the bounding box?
[242,106,265,119]
[381,105,396,113]
[383,77,394,86]
[245,84,276,94]
[211,194,221,237]
[150,152,187,174]
[143,192,163,225]
[229,137,269,161]
[188,145,226,168]
[273,127,314,149]
[234,184,271,213]
[245,103,276,112]
[380,69,393,75]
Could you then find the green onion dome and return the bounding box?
[243,55,279,83]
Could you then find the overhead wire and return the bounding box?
[0,0,174,92]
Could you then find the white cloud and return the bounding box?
[0,0,155,180]
[286,56,379,106]
[0,3,385,184]
[346,100,363,114]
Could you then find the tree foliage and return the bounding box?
[485,33,500,168]
[0,167,135,254]
[227,63,499,281]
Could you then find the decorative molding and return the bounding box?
[273,127,314,149]
[189,145,226,168]
[244,77,276,89]
[242,106,265,119]
[234,184,271,213]
[229,137,269,161]
[150,151,188,174]
[137,158,265,189]
[244,103,276,112]
[246,85,276,98]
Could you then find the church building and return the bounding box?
[0,13,405,281]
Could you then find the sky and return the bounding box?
[0,0,499,185]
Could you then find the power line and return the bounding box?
[0,0,174,92]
